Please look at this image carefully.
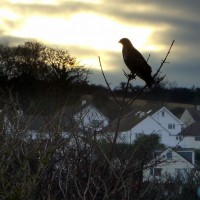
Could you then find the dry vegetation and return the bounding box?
[1,40,200,199]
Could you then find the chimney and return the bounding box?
[195,105,200,111]
[82,100,87,106]
[139,112,145,118]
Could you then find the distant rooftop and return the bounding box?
[178,122,200,136]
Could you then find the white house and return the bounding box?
[175,122,200,148]
[151,106,184,135]
[180,107,200,126]
[74,104,109,131]
[143,148,195,182]
[115,106,185,147]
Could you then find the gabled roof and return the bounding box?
[149,116,171,134]
[105,106,181,133]
[187,108,200,122]
[178,122,200,136]
[151,106,184,124]
[104,107,159,133]
[23,103,110,132]
[154,147,195,165]
[23,112,78,132]
[106,111,144,133]
[16,105,80,132]
[74,103,109,120]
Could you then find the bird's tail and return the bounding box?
[143,74,154,88]
[146,78,154,88]
[148,74,165,88]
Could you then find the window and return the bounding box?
[168,123,175,129]
[161,111,165,117]
[175,168,187,180]
[166,152,172,159]
[150,168,162,176]
[195,136,200,141]
[91,120,102,128]
[122,134,126,141]
[150,167,153,175]
[135,133,143,138]
[168,124,172,129]
[154,168,162,176]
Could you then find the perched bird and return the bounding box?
[119,38,154,88]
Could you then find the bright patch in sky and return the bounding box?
[9,12,156,70]
[9,0,56,4]
[10,13,154,52]
[0,9,19,20]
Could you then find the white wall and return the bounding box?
[118,116,181,147]
[143,148,195,181]
[180,109,195,126]
[74,105,109,131]
[114,107,185,147]
[177,136,200,148]
[152,107,184,135]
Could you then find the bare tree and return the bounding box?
[0,40,185,200]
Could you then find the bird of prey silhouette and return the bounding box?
[119,38,154,88]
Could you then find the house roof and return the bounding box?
[2,99,112,132]
[154,147,195,165]
[103,107,157,133]
[74,103,109,120]
[106,111,143,133]
[187,108,200,122]
[178,122,200,136]
[151,106,184,124]
[104,106,180,133]
[23,114,74,131]
[23,103,109,132]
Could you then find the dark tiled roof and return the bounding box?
[188,108,200,122]
[23,108,79,132]
[103,105,184,133]
[179,122,200,136]
[107,113,142,133]
[23,103,110,132]
[103,107,160,133]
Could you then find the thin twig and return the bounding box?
[146,54,151,62]
[153,40,175,80]
[98,56,121,107]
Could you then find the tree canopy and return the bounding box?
[0,41,89,84]
[0,41,90,112]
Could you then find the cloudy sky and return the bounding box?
[1,0,200,88]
